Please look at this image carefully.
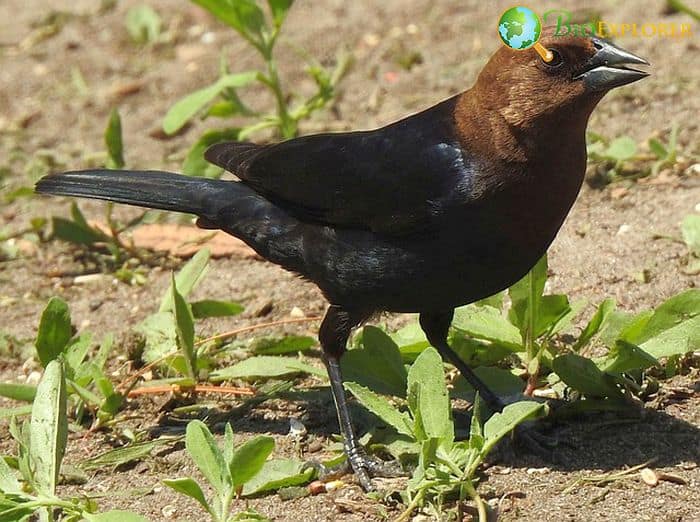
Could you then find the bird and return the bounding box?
[36,32,648,490]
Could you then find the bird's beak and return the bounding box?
[575,38,650,92]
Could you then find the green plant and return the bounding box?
[0,359,147,521]
[345,347,544,521]
[134,248,245,383]
[164,420,311,521]
[163,0,351,177]
[124,4,162,45]
[648,124,679,175]
[680,214,700,274]
[0,297,125,428]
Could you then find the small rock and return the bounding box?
[526,467,550,475]
[288,417,307,439]
[640,467,658,486]
[26,371,42,385]
[74,273,106,285]
[657,472,687,485]
[161,505,177,518]
[616,223,631,235]
[255,301,274,317]
[307,439,323,453]
[290,306,305,318]
[309,480,326,495]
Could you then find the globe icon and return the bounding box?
[498,6,542,50]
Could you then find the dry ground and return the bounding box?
[1,0,699,520]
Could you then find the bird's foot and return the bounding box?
[304,446,403,491]
[495,421,573,465]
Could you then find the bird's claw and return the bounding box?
[303,446,403,491]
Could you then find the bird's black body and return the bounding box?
[36,33,649,490]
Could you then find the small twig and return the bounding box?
[562,459,657,494]
[127,384,255,398]
[194,316,321,346]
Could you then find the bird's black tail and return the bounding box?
[35,169,239,221]
[35,169,308,274]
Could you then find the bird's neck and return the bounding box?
[453,88,595,165]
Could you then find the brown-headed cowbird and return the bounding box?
[36,33,648,489]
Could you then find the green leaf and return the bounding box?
[230,436,275,487]
[182,128,241,178]
[252,336,315,355]
[648,138,667,159]
[210,356,325,381]
[163,477,211,514]
[193,0,266,39]
[65,333,93,381]
[135,312,176,364]
[390,322,430,361]
[0,383,36,402]
[104,108,125,169]
[29,359,67,496]
[452,305,522,349]
[341,326,407,397]
[640,315,699,359]
[508,255,547,335]
[84,511,150,522]
[0,405,33,420]
[159,249,210,312]
[452,367,524,402]
[80,440,161,470]
[163,73,258,135]
[124,4,162,44]
[606,136,637,161]
[185,420,230,498]
[552,353,622,399]
[482,401,544,452]
[598,340,659,374]
[469,394,484,451]
[191,299,244,318]
[636,290,699,343]
[241,459,313,496]
[535,294,571,337]
[574,298,616,351]
[450,336,514,367]
[344,382,413,437]
[171,275,197,380]
[406,347,453,446]
[682,215,700,257]
[267,0,294,27]
[0,455,21,494]
[35,297,72,367]
[51,202,106,246]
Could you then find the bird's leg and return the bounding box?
[315,305,401,490]
[419,311,505,412]
[419,311,558,457]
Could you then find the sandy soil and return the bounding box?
[0,0,698,520]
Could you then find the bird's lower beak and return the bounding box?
[575,38,650,92]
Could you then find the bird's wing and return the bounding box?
[205,97,474,235]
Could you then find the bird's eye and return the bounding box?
[542,49,563,69]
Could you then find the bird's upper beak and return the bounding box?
[575,38,650,92]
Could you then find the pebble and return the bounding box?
[616,223,631,235]
[290,306,305,318]
[161,505,177,518]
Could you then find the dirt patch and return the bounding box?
[0,0,698,521]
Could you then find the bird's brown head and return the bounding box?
[472,31,649,129]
